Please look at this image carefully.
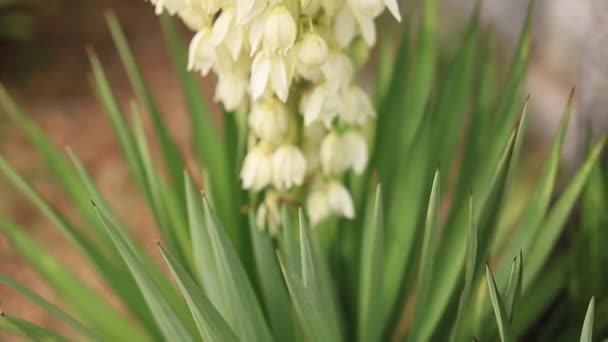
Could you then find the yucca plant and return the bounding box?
[0,0,603,341]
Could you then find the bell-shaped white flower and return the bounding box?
[342,131,368,174]
[148,0,187,15]
[295,31,329,80]
[241,143,274,191]
[320,130,368,175]
[272,145,307,190]
[299,83,339,127]
[263,4,297,54]
[214,48,250,110]
[321,52,354,91]
[210,8,244,60]
[307,180,354,225]
[327,181,355,218]
[320,131,350,174]
[236,0,267,24]
[249,97,289,143]
[339,84,376,125]
[251,50,294,102]
[297,31,329,66]
[355,0,401,22]
[307,186,331,225]
[302,122,327,174]
[319,0,344,17]
[178,5,213,31]
[188,28,216,75]
[334,4,357,48]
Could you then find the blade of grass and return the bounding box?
[419,124,519,341]
[184,172,226,315]
[0,86,112,242]
[525,137,607,288]
[158,14,240,250]
[580,297,595,342]
[358,185,384,342]
[201,197,274,341]
[249,213,302,342]
[497,91,573,276]
[0,313,69,342]
[503,252,523,321]
[408,169,441,341]
[106,14,186,209]
[0,218,148,341]
[93,204,196,341]
[449,194,477,342]
[486,265,513,342]
[298,210,343,341]
[279,255,336,342]
[0,274,99,340]
[159,243,239,342]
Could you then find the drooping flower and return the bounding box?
[250,50,295,101]
[263,4,298,54]
[145,0,401,225]
[241,143,274,191]
[249,97,290,143]
[320,130,369,175]
[272,145,307,190]
[307,180,355,225]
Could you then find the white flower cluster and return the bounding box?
[147,0,400,226]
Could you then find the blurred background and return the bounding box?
[0,0,605,335]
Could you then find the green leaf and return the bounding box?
[158,14,240,250]
[106,14,186,209]
[279,206,302,276]
[0,313,69,342]
[0,86,110,242]
[419,122,519,341]
[525,137,607,288]
[250,214,302,342]
[358,185,384,342]
[201,197,274,341]
[0,218,148,341]
[431,5,480,189]
[497,90,573,276]
[93,204,196,342]
[88,53,145,190]
[130,105,191,262]
[580,297,595,342]
[408,169,440,341]
[159,243,239,342]
[298,210,342,341]
[503,252,523,321]
[279,256,336,342]
[485,265,513,342]
[449,194,477,342]
[0,274,99,340]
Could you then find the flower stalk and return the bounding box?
[148,0,401,226]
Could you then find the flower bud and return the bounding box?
[240,143,274,191]
[249,98,289,143]
[263,5,297,54]
[272,145,307,190]
[297,32,329,66]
